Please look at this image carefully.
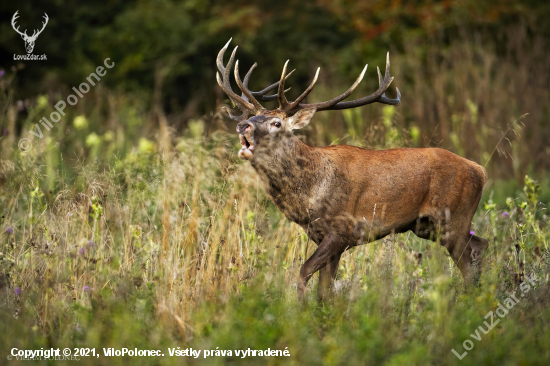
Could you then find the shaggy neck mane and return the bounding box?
[250,133,331,225]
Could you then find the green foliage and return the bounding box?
[2,1,550,180]
[1,123,550,364]
[1,2,550,364]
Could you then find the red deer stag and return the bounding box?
[216,39,488,299]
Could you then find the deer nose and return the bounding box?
[237,122,254,135]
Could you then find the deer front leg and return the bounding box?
[298,233,343,301]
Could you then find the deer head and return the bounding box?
[216,38,401,160]
[11,11,49,54]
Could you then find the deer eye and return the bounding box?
[272,121,281,128]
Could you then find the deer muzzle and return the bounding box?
[237,122,255,160]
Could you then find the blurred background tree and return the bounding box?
[1,0,549,186]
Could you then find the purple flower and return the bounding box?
[15,287,21,296]
[79,247,85,255]
[469,231,475,235]
[5,227,13,234]
[502,212,510,217]
[87,240,95,247]
[2,128,8,136]
[83,286,90,291]
[0,70,5,77]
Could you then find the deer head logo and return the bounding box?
[11,11,49,54]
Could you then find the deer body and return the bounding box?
[250,131,487,297]
[216,39,488,299]
[255,137,486,240]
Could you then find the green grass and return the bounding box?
[1,124,549,365]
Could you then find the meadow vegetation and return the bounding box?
[1,1,550,365]
[1,95,549,364]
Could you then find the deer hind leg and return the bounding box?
[317,254,341,300]
[419,208,488,283]
[469,235,489,265]
[298,233,344,301]
[444,231,489,284]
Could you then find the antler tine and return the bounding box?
[11,11,27,37]
[241,63,294,102]
[224,46,238,86]
[216,38,232,75]
[377,65,383,86]
[277,60,291,110]
[36,13,49,36]
[377,87,401,105]
[215,39,255,116]
[385,52,391,81]
[216,44,239,91]
[256,92,290,102]
[216,72,254,110]
[235,60,264,110]
[242,62,256,90]
[11,11,18,28]
[287,67,320,111]
[371,55,401,106]
[251,69,295,97]
[238,62,256,103]
[221,106,249,122]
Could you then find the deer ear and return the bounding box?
[287,108,316,130]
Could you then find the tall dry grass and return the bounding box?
[1,120,549,364]
[1,27,550,365]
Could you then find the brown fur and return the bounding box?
[216,38,488,299]
[241,118,488,300]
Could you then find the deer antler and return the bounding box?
[11,11,28,38]
[29,13,49,40]
[279,52,400,115]
[320,53,401,110]
[11,11,49,41]
[216,40,254,121]
[216,39,401,120]
[216,38,294,121]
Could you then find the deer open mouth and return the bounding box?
[238,134,254,160]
